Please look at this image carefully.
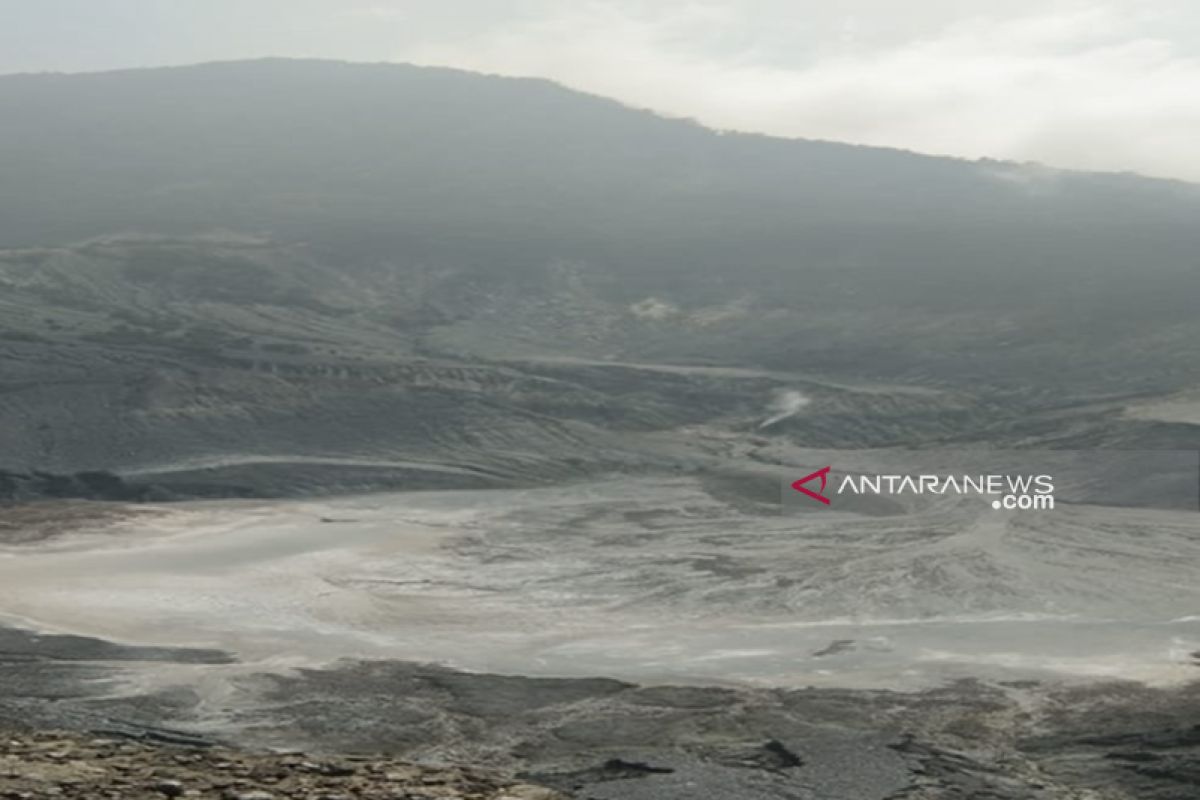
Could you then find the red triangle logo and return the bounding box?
[792,466,832,505]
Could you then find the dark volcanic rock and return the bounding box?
[1019,682,1200,799]
[0,469,157,503]
[3,629,1200,799]
[528,757,675,792]
[0,730,561,800]
[0,627,232,666]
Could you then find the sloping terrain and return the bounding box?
[1,61,1200,495]
[2,233,1198,498]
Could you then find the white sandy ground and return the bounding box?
[1,478,1198,691]
[1125,392,1200,425]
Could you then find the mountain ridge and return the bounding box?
[2,58,1199,490]
[5,56,1197,189]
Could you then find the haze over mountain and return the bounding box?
[2,58,1199,490]
[4,59,1200,309]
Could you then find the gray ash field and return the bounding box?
[2,472,1199,798]
[2,479,1199,689]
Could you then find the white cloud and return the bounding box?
[396,1,1200,181]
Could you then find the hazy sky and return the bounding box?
[3,0,1198,181]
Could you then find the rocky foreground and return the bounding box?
[0,731,561,800]
[3,620,1200,799]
